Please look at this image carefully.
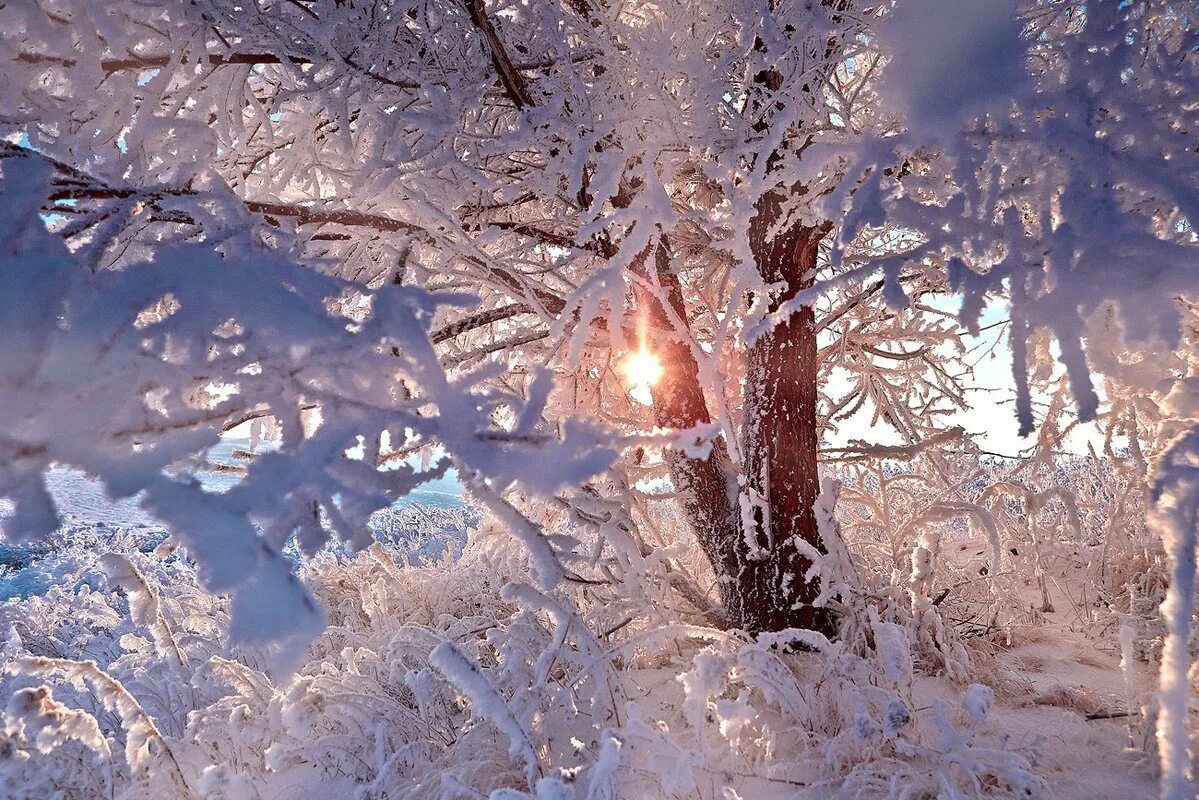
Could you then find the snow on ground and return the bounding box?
[613,615,1160,798]
[0,460,1170,796]
[955,574,1159,799]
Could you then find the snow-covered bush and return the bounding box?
[0,519,1050,800]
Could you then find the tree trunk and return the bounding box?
[741,191,835,637]
[634,243,742,616]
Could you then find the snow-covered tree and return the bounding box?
[0,0,1197,797]
[0,0,983,640]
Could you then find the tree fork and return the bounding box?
[633,228,835,636]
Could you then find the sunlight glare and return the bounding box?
[624,349,663,389]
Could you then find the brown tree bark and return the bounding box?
[741,191,835,637]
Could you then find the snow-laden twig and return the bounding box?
[100,554,187,669]
[429,641,542,784]
[1149,428,1199,800]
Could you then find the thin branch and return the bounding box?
[445,329,552,365]
[432,303,532,343]
[244,200,426,236]
[17,51,310,75]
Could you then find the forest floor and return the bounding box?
[933,571,1158,800]
[0,479,1172,799]
[966,623,1155,799]
[616,562,1162,798]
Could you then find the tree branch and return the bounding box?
[3,141,572,344]
[244,200,426,236]
[17,51,311,75]
[464,0,535,108]
[432,303,532,343]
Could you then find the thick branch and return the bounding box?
[464,0,535,108]
[634,241,741,595]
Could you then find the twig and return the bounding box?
[1087,709,1138,721]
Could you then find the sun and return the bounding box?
[624,349,663,388]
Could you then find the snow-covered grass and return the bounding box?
[0,455,1177,799]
